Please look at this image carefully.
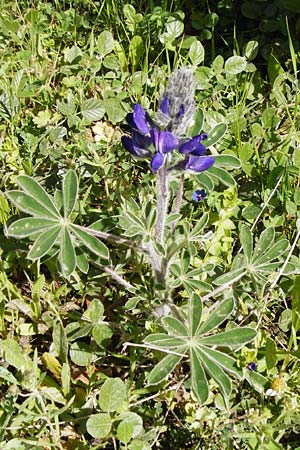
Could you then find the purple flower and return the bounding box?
[192,189,207,201]
[121,131,152,158]
[126,104,151,135]
[185,155,215,172]
[150,128,178,172]
[179,134,208,155]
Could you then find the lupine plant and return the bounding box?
[5,68,259,405]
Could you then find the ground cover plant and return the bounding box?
[1,1,300,449]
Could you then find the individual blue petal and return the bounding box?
[192,189,207,201]
[179,135,207,155]
[151,152,165,172]
[121,135,151,158]
[185,155,215,172]
[151,128,178,154]
[160,96,169,115]
[133,104,150,135]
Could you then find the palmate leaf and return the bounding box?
[145,296,256,403]
[252,227,275,260]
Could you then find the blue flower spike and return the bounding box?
[192,189,207,202]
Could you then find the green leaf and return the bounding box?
[207,166,236,187]
[81,98,105,122]
[92,323,113,348]
[190,348,209,404]
[86,413,112,439]
[103,96,126,124]
[16,175,60,217]
[63,170,78,218]
[240,225,253,261]
[195,172,214,191]
[265,337,277,370]
[76,249,89,274]
[59,227,76,276]
[7,191,59,219]
[162,316,188,337]
[84,298,104,322]
[224,55,247,75]
[189,293,203,336]
[99,377,126,412]
[205,123,227,147]
[28,225,61,259]
[129,35,144,68]
[188,40,205,65]
[199,327,256,347]
[199,346,242,378]
[213,155,241,168]
[213,267,246,286]
[198,348,231,397]
[198,298,234,335]
[7,217,58,237]
[252,227,275,260]
[70,225,109,259]
[254,239,289,265]
[0,339,28,369]
[117,412,143,443]
[144,333,187,349]
[97,30,115,58]
[147,354,183,385]
[243,40,259,60]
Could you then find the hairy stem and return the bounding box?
[156,162,169,245]
[171,174,184,233]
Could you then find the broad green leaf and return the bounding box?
[254,239,289,265]
[190,348,209,404]
[59,227,76,276]
[81,98,105,122]
[99,377,126,412]
[117,412,143,443]
[188,40,205,65]
[97,30,115,58]
[63,170,78,218]
[162,316,188,337]
[103,96,127,124]
[252,227,275,260]
[7,191,59,219]
[84,298,104,322]
[199,346,242,378]
[86,413,112,439]
[199,327,256,347]
[207,166,236,187]
[213,155,241,168]
[16,175,60,217]
[240,225,253,261]
[7,217,58,237]
[198,298,234,335]
[189,293,202,336]
[205,123,227,147]
[195,172,214,191]
[129,35,144,68]
[224,55,247,75]
[92,323,113,347]
[144,333,187,349]
[147,354,183,385]
[198,348,231,397]
[64,45,82,63]
[213,267,246,286]
[0,339,27,369]
[254,262,281,272]
[70,225,109,259]
[243,40,259,60]
[76,249,89,274]
[28,225,60,259]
